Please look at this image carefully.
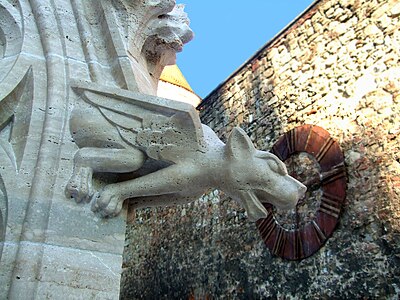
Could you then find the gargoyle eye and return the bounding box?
[266,157,287,175]
[256,151,288,175]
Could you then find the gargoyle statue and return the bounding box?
[66,82,306,221]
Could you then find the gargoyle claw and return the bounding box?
[65,167,93,203]
[91,188,124,217]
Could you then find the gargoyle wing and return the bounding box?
[71,81,205,163]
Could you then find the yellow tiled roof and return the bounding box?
[159,64,194,92]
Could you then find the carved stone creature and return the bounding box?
[63,0,306,221]
[66,82,306,221]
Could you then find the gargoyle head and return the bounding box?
[142,3,194,66]
[115,0,193,78]
[225,128,307,221]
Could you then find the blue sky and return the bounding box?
[176,0,315,98]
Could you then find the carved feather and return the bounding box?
[72,81,205,162]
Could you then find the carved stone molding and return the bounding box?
[0,0,195,297]
[0,0,30,263]
[0,68,33,262]
[0,68,33,171]
[0,0,23,82]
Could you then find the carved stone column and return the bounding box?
[0,0,192,298]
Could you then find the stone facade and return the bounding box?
[0,0,194,298]
[122,0,400,298]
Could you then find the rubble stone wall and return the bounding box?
[121,0,400,298]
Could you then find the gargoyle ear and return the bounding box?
[226,127,256,159]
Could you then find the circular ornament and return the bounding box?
[256,125,347,260]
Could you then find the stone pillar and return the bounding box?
[0,0,192,298]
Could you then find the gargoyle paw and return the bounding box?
[91,187,124,217]
[65,167,93,203]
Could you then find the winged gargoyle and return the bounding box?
[66,81,306,221]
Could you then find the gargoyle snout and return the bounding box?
[278,177,307,210]
[291,178,307,205]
